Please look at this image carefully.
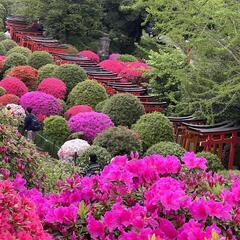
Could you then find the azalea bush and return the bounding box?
[0,42,6,55]
[68,112,114,142]
[0,77,28,97]
[28,51,54,69]
[132,112,174,150]
[93,126,142,156]
[67,80,108,108]
[0,39,17,51]
[15,152,240,239]
[53,64,87,92]
[7,65,38,89]
[6,104,26,124]
[0,86,5,96]
[0,94,19,105]
[38,64,59,82]
[102,93,144,127]
[4,52,27,70]
[0,55,6,70]
[58,139,90,161]
[78,50,100,62]
[7,46,32,57]
[37,77,67,99]
[0,107,19,127]
[64,105,93,120]
[20,91,63,116]
[99,59,125,74]
[117,54,138,62]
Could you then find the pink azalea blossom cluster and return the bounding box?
[13,152,240,239]
[37,77,67,99]
[99,59,125,74]
[78,50,100,63]
[0,179,51,240]
[68,111,114,142]
[109,53,120,60]
[0,77,28,97]
[6,104,26,122]
[20,91,63,116]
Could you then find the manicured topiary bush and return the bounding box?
[7,46,32,57]
[0,86,5,96]
[93,126,142,156]
[20,91,63,116]
[0,39,17,51]
[117,54,138,62]
[99,59,125,74]
[64,105,93,120]
[43,116,70,143]
[102,93,144,127]
[0,94,19,105]
[68,112,114,142]
[4,53,27,70]
[132,112,174,149]
[37,77,67,99]
[95,99,109,112]
[78,50,100,62]
[7,65,38,89]
[196,152,224,172]
[0,42,6,55]
[77,145,112,168]
[53,64,87,92]
[38,64,58,82]
[0,77,28,97]
[28,51,53,69]
[67,80,107,108]
[146,141,186,158]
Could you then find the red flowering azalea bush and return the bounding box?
[7,65,38,89]
[20,91,63,116]
[17,152,240,239]
[0,94,19,105]
[0,77,28,97]
[99,59,126,74]
[0,179,51,240]
[37,77,67,99]
[68,112,114,142]
[78,50,100,63]
[64,105,93,120]
[119,61,150,82]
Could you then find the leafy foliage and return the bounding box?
[0,39,17,52]
[28,51,53,69]
[38,64,59,83]
[117,54,137,62]
[4,53,27,70]
[7,46,32,57]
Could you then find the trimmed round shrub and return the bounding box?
[28,51,53,69]
[7,65,38,89]
[102,93,145,127]
[67,80,107,108]
[0,94,19,105]
[67,131,84,140]
[20,91,63,116]
[68,112,114,142]
[0,32,7,41]
[117,54,138,62]
[132,112,174,149]
[53,64,87,92]
[196,152,224,172]
[0,39,17,52]
[43,116,70,143]
[99,59,125,74]
[7,46,32,57]
[77,145,112,168]
[37,77,67,99]
[0,86,5,96]
[0,42,6,55]
[64,105,93,120]
[146,141,186,158]
[0,77,28,97]
[78,50,100,62]
[93,126,142,156]
[95,99,109,112]
[4,53,27,69]
[38,64,59,82]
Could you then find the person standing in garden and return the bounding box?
[23,107,41,142]
[85,154,101,176]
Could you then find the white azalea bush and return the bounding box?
[58,139,90,161]
[6,104,26,123]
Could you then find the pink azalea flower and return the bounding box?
[182,152,207,170]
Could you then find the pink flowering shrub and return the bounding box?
[99,59,126,74]
[78,50,100,63]
[64,105,93,120]
[0,179,51,240]
[68,112,114,142]
[0,94,19,105]
[119,61,150,83]
[20,91,63,116]
[37,77,67,99]
[0,77,28,97]
[14,152,240,239]
[109,53,120,60]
